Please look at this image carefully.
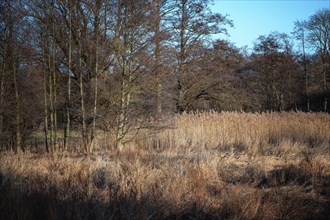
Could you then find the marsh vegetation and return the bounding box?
[1,112,329,219]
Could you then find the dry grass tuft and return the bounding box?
[0,111,329,219]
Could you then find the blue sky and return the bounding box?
[211,0,330,50]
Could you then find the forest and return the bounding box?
[0,0,330,219]
[0,0,328,152]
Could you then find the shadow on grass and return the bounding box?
[1,165,330,220]
[0,175,163,220]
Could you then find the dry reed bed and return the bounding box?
[139,111,330,149]
[134,112,330,173]
[0,111,330,219]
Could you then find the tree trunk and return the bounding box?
[64,0,72,151]
[90,76,98,153]
[89,6,100,154]
[323,63,327,112]
[177,1,187,113]
[52,26,58,151]
[116,74,131,151]
[116,72,132,152]
[322,55,328,112]
[116,78,127,151]
[42,31,49,153]
[48,43,54,152]
[13,63,22,153]
[154,0,162,114]
[302,37,310,112]
[78,35,87,150]
[0,48,5,134]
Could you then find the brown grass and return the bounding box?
[0,111,329,219]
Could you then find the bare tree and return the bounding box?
[252,32,300,111]
[64,0,72,151]
[169,0,233,113]
[306,9,330,112]
[112,0,154,150]
[0,0,26,152]
[293,20,310,111]
[149,0,176,115]
[41,26,49,153]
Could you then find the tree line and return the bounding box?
[0,0,329,153]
